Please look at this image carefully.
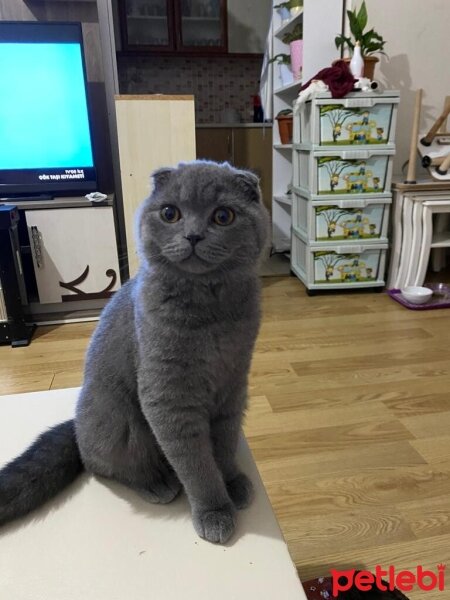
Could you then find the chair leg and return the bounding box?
[407,200,423,285]
[415,205,433,286]
[396,196,414,289]
[387,191,405,289]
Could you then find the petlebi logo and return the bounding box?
[330,564,446,596]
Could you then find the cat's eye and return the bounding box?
[160,205,181,223]
[213,207,235,226]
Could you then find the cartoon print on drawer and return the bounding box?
[319,104,393,145]
[317,156,389,195]
[313,250,381,283]
[315,205,385,241]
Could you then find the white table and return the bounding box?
[0,388,306,600]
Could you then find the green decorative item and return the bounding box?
[268,53,291,66]
[277,109,293,117]
[282,23,303,44]
[334,1,386,79]
[274,0,303,9]
[289,0,303,13]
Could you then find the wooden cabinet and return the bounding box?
[119,0,227,54]
[25,207,120,305]
[196,127,233,162]
[196,126,272,212]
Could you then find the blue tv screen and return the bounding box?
[0,22,97,198]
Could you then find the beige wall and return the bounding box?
[349,0,450,176]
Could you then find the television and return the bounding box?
[0,21,97,199]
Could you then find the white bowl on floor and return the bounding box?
[401,286,433,304]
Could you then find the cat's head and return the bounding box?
[138,161,269,276]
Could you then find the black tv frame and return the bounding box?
[0,21,97,199]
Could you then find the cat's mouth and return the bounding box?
[183,248,209,264]
[177,246,229,273]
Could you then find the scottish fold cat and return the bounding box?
[0,161,269,544]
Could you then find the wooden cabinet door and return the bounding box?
[176,0,227,53]
[232,127,273,213]
[120,0,175,52]
[25,207,120,305]
[196,127,233,163]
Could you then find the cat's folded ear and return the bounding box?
[235,169,261,203]
[151,167,175,191]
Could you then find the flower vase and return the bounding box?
[279,63,294,87]
[276,7,290,22]
[290,39,303,81]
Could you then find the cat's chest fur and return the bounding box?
[135,273,259,398]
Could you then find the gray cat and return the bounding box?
[0,161,269,544]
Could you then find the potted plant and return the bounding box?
[288,0,303,17]
[335,1,386,80]
[274,1,303,22]
[282,23,303,81]
[276,109,293,144]
[269,53,293,87]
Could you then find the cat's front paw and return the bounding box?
[226,472,254,510]
[193,505,236,544]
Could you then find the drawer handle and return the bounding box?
[336,200,369,209]
[343,98,375,108]
[336,245,363,254]
[31,226,43,269]
[340,150,371,160]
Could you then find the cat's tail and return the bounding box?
[0,419,83,527]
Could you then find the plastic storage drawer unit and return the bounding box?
[291,230,388,290]
[291,191,391,245]
[295,91,400,147]
[294,147,395,200]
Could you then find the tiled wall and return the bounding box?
[117,55,264,123]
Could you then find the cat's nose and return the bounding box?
[185,234,204,246]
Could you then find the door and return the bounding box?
[232,127,273,213]
[120,0,175,52]
[196,127,233,163]
[25,207,120,304]
[176,0,227,53]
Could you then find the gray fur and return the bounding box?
[0,421,82,526]
[0,161,269,544]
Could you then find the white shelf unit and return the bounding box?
[271,0,344,252]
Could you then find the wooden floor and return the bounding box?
[2,276,450,599]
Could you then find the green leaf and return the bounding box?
[357,1,368,31]
[347,10,362,40]
[268,53,291,65]
[361,29,375,50]
[335,34,353,52]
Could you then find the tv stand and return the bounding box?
[0,206,36,347]
[1,195,120,326]
[1,194,54,202]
